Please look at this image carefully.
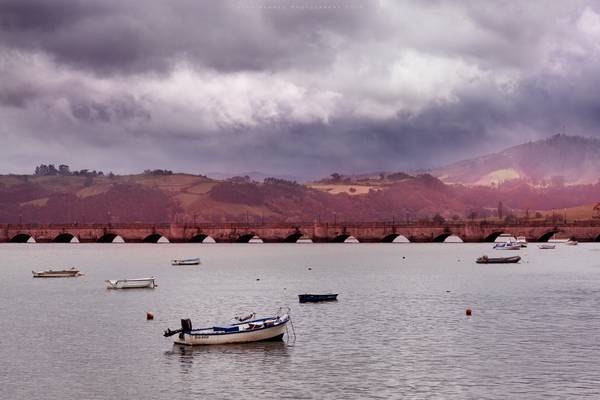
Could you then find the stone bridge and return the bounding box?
[2,221,600,243]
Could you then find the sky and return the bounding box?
[1,0,600,179]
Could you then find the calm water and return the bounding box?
[1,243,600,399]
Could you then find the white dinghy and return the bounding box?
[164,308,293,346]
[32,267,81,278]
[105,277,156,289]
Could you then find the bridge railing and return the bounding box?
[3,219,600,230]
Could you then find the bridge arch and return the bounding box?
[538,230,559,242]
[9,233,35,243]
[382,234,410,243]
[189,234,216,243]
[433,233,452,243]
[143,234,170,243]
[284,232,303,243]
[595,233,600,242]
[484,231,505,242]
[98,233,125,243]
[332,234,359,243]
[433,233,463,243]
[54,233,78,243]
[332,234,350,243]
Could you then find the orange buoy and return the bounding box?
[146,312,154,320]
[465,308,472,316]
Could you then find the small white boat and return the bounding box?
[565,240,578,246]
[548,234,570,243]
[32,267,81,278]
[516,236,528,248]
[493,242,521,250]
[248,235,264,244]
[105,277,156,289]
[164,308,292,346]
[538,244,556,249]
[171,258,201,266]
[495,234,517,243]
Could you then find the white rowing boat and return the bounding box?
[105,277,156,289]
[164,308,292,346]
[32,268,81,278]
[493,242,521,250]
[171,258,201,266]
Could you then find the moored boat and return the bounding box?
[32,267,81,278]
[548,234,570,243]
[538,244,556,249]
[105,277,156,289]
[516,236,528,247]
[565,240,578,246]
[495,233,517,243]
[476,255,521,264]
[164,308,292,346]
[298,293,339,303]
[493,242,521,250]
[171,258,201,266]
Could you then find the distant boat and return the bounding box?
[493,242,521,250]
[495,233,517,243]
[248,235,263,244]
[538,244,556,249]
[164,309,291,346]
[565,240,578,246]
[548,234,570,243]
[32,267,81,278]
[476,255,521,264]
[516,236,528,247]
[171,258,201,266]
[298,293,338,303]
[105,277,156,289]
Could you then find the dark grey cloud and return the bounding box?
[1,0,600,178]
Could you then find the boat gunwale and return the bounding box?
[186,316,288,337]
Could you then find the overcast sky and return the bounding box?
[1,0,600,178]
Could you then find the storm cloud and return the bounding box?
[1,0,600,178]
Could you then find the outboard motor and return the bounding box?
[181,318,192,333]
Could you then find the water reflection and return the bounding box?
[165,341,291,374]
[3,243,600,399]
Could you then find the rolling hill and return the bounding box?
[429,134,600,185]
[2,170,600,223]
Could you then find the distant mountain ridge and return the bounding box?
[429,134,600,185]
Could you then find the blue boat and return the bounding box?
[298,293,338,303]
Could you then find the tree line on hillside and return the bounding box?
[33,164,178,178]
[34,164,108,177]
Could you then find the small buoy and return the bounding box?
[308,267,312,270]
[146,312,154,320]
[256,278,260,281]
[402,256,406,259]
[446,290,451,293]
[465,308,472,316]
